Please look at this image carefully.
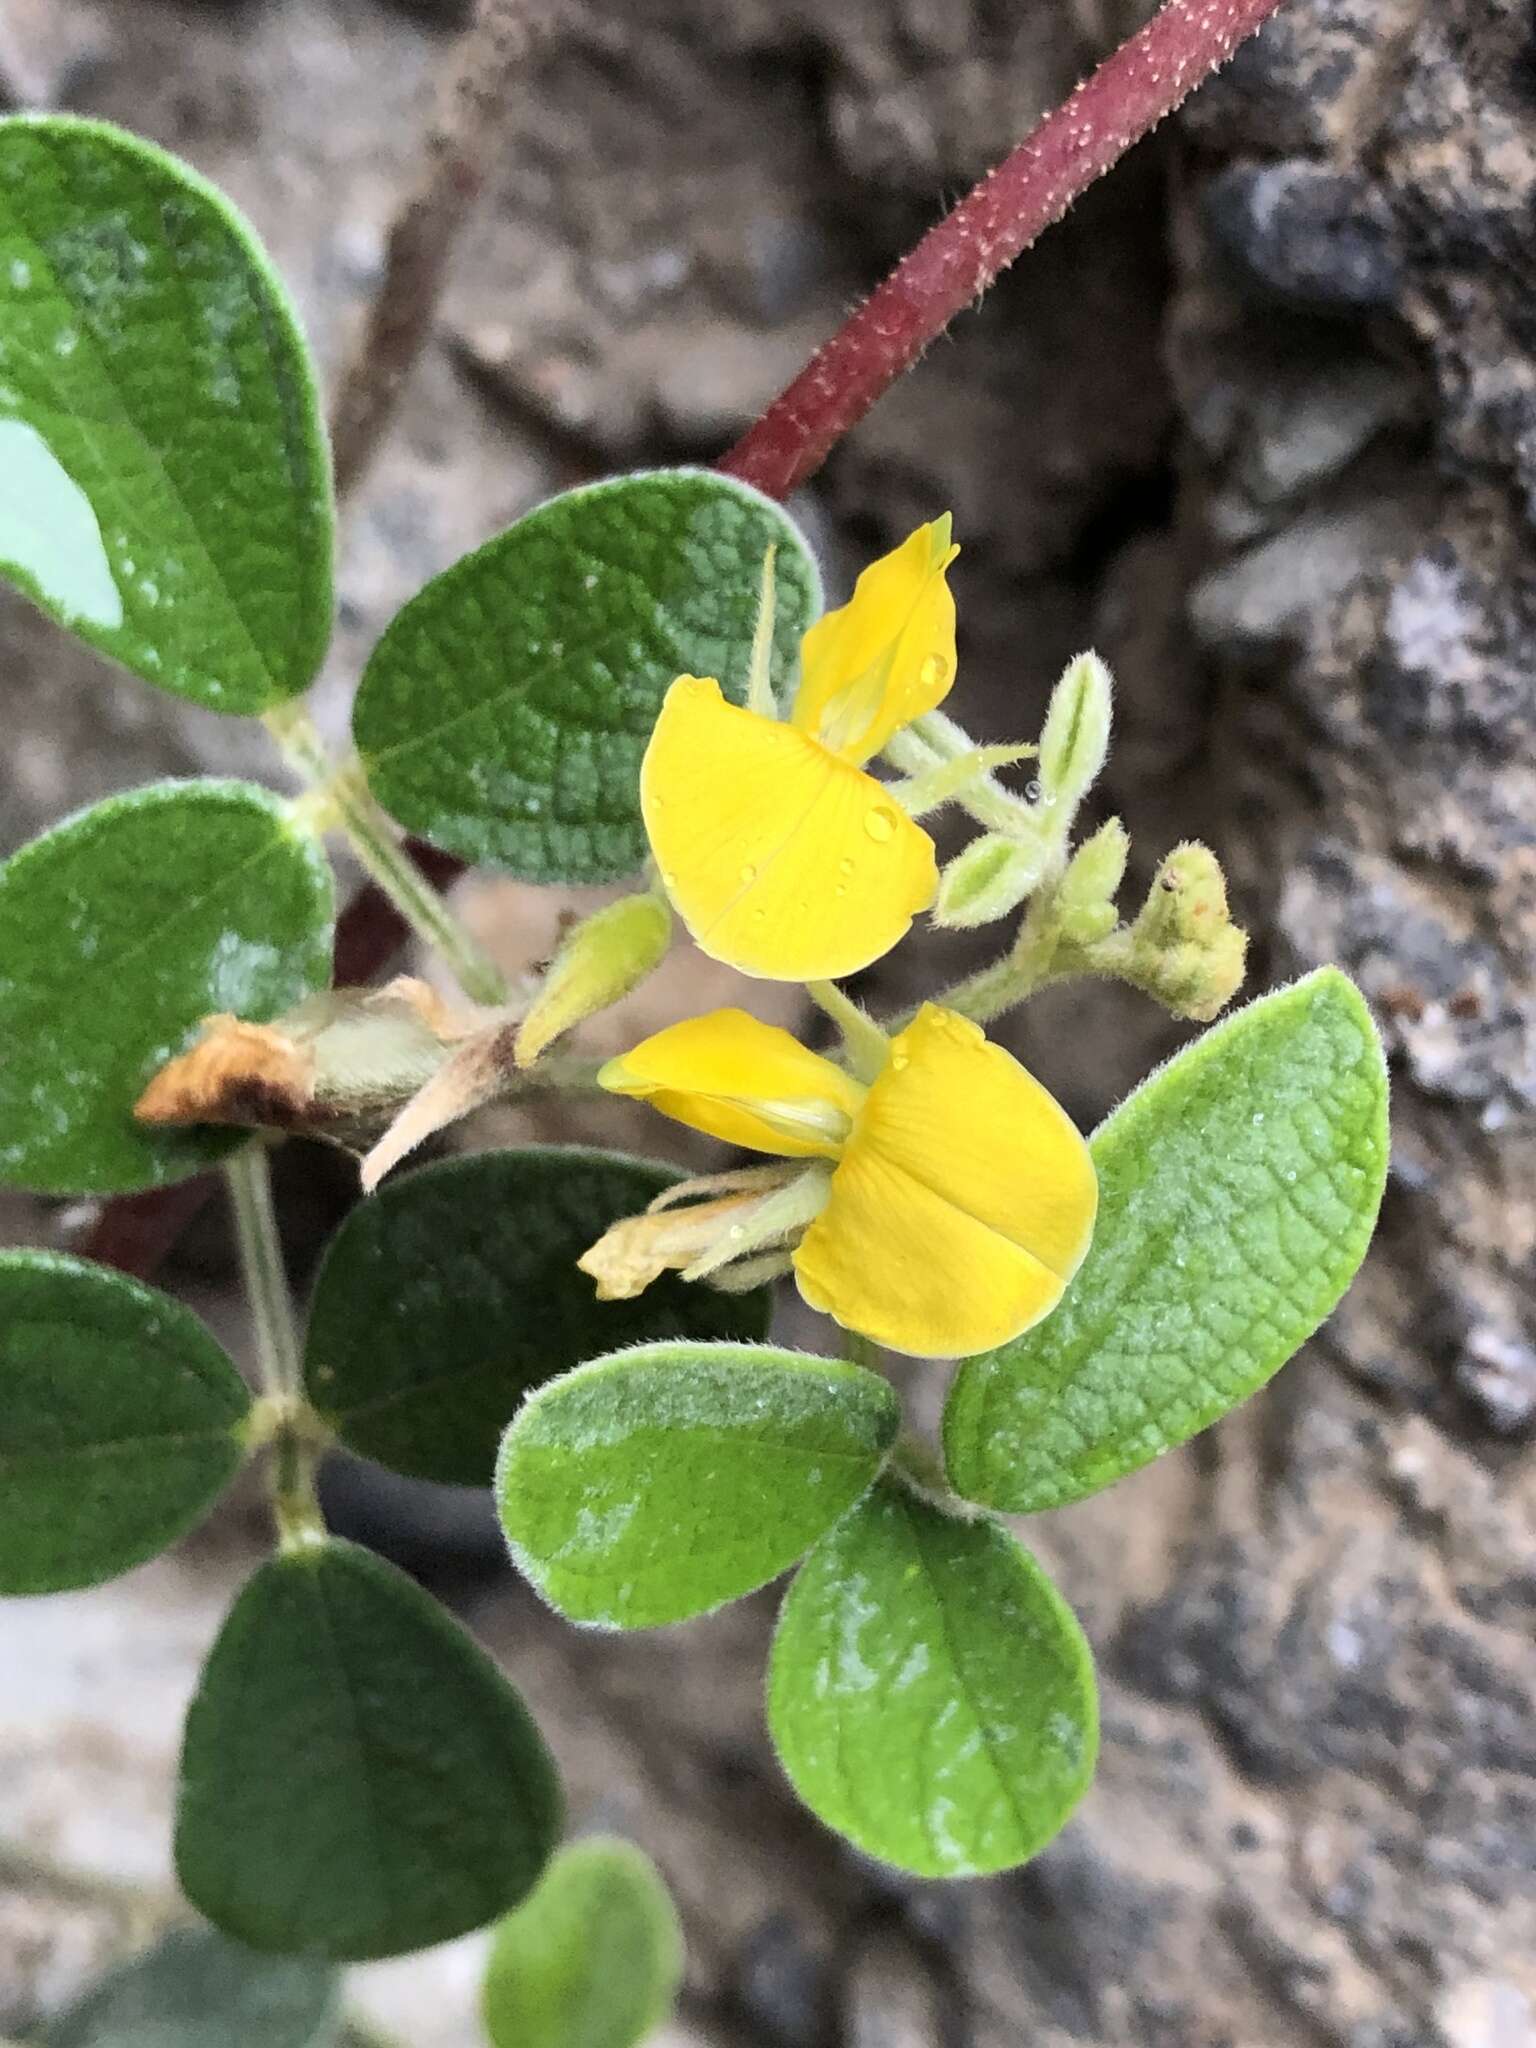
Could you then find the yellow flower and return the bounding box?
[641,518,960,981]
[583,1002,1098,1359]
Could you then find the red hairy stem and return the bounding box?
[720,0,1289,500]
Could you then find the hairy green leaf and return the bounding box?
[0,780,334,1194]
[0,115,332,710]
[944,968,1389,1512]
[306,1149,771,1488]
[0,1250,249,1595]
[40,1925,339,2048]
[353,469,822,882]
[767,1475,1098,1878]
[176,1539,561,1961]
[483,1838,683,2048]
[497,1343,900,1627]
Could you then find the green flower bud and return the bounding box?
[1126,843,1248,1021]
[515,891,673,1067]
[934,830,1050,930]
[1038,652,1112,813]
[1057,817,1129,944]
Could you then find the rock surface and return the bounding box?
[2,1,1533,2045]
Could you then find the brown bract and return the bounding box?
[133,978,483,1151]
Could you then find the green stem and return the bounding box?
[885,712,1035,836]
[843,1327,884,1374]
[225,1144,325,1551]
[805,980,889,1082]
[264,706,508,1006]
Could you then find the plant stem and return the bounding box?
[720,0,1289,499]
[328,0,563,498]
[805,979,889,1083]
[265,704,508,1006]
[225,1144,325,1550]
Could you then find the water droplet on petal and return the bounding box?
[865,805,897,844]
[739,863,757,884]
[891,1050,910,1071]
[838,858,855,877]
[662,870,678,889]
[919,652,951,691]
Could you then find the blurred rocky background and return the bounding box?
[2,0,1533,2043]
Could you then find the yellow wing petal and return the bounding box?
[790,517,959,766]
[642,675,938,982]
[599,1007,863,1159]
[792,1004,1097,1356]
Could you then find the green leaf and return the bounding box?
[497,1343,900,1628]
[483,1837,683,2048]
[767,1475,1098,1878]
[352,469,822,883]
[0,116,332,711]
[40,1925,340,2048]
[0,780,334,1195]
[305,1149,772,1488]
[944,968,1389,1513]
[0,1250,250,1595]
[176,1538,561,1961]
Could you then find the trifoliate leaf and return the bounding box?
[305,1150,771,1488]
[497,1342,900,1627]
[0,780,334,1194]
[483,1838,683,2048]
[0,116,332,710]
[944,969,1389,1511]
[352,470,822,883]
[767,1475,1098,1877]
[176,1539,561,1961]
[0,1250,250,1595]
[40,1925,339,2048]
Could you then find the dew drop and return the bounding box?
[891,1050,910,1072]
[739,863,757,884]
[750,908,766,924]
[662,870,678,889]
[838,858,855,877]
[864,805,897,843]
[919,652,951,691]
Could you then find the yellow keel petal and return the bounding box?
[599,1007,862,1159]
[642,675,937,981]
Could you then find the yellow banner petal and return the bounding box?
[599,1007,863,1159]
[642,676,938,982]
[793,1005,1097,1356]
[790,517,959,766]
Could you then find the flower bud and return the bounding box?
[1057,817,1129,945]
[1127,843,1248,1021]
[933,829,1050,929]
[514,891,672,1068]
[1038,652,1112,814]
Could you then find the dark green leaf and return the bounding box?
[767,1475,1098,1877]
[305,1149,771,1488]
[483,1837,683,2048]
[175,1538,561,1961]
[0,1250,250,1595]
[352,469,822,882]
[497,1342,900,1628]
[0,115,332,710]
[944,969,1390,1512]
[0,780,334,1194]
[41,1925,339,2048]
